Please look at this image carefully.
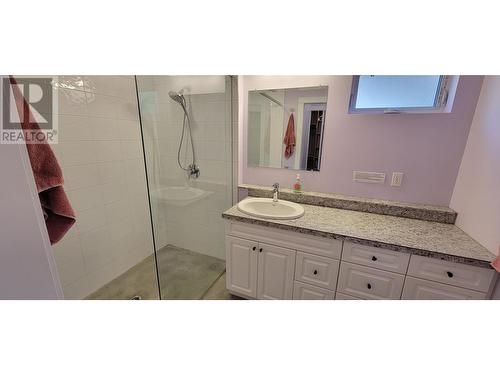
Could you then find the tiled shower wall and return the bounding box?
[50,76,155,299]
[137,76,237,260]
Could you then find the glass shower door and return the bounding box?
[136,76,236,299]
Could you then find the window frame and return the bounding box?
[348,75,453,114]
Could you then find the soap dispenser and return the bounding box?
[293,173,302,193]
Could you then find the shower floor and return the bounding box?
[87,244,241,300]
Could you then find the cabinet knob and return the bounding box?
[313,270,318,275]
[252,246,256,251]
[371,256,377,261]
[367,283,372,290]
[259,248,263,253]
[446,271,453,278]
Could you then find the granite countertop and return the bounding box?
[240,184,457,224]
[223,201,496,268]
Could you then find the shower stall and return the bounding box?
[50,75,237,299]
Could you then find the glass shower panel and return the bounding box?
[50,75,159,300]
[136,76,235,299]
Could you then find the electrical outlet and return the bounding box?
[391,172,404,187]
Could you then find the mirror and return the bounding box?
[247,86,328,171]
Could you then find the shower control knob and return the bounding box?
[252,246,256,251]
[259,248,263,253]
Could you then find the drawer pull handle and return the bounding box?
[259,248,263,253]
[367,283,372,290]
[446,271,454,278]
[252,246,256,251]
[313,270,318,275]
[371,256,377,261]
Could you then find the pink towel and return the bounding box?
[491,245,500,272]
[10,76,76,244]
[283,113,295,159]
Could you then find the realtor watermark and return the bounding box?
[1,76,58,144]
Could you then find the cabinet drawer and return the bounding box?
[402,276,486,300]
[335,292,361,300]
[407,255,495,293]
[293,281,335,300]
[342,242,410,274]
[295,252,340,290]
[337,262,405,300]
[225,221,342,259]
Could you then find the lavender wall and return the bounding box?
[0,143,63,299]
[450,76,500,255]
[239,76,483,206]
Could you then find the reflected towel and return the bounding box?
[491,245,500,272]
[283,113,295,159]
[10,76,76,244]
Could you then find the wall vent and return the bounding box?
[352,171,386,184]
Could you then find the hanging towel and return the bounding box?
[9,76,76,244]
[283,113,295,159]
[491,245,500,272]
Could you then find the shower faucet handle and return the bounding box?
[187,164,200,179]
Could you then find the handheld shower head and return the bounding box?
[168,91,185,106]
[168,90,199,178]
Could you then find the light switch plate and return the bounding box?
[391,172,404,187]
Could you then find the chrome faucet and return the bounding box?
[272,183,280,202]
[187,163,200,179]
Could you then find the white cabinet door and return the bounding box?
[257,243,296,300]
[225,236,258,298]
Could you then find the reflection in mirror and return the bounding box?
[247,86,328,171]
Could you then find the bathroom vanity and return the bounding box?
[222,187,497,300]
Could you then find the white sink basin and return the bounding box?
[237,197,305,220]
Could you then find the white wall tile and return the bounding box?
[53,76,154,299]
[56,88,88,116]
[54,75,235,298]
[62,276,92,300]
[67,185,104,211]
[58,141,97,166]
[63,164,101,191]
[85,92,120,119]
[95,140,123,162]
[100,181,127,204]
[52,235,86,286]
[75,205,107,234]
[80,227,114,271]
[121,140,143,159]
[58,115,92,141]
[116,119,141,140]
[98,160,126,185]
[90,117,117,140]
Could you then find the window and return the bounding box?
[349,75,453,113]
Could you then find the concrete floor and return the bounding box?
[201,273,243,300]
[87,245,240,300]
